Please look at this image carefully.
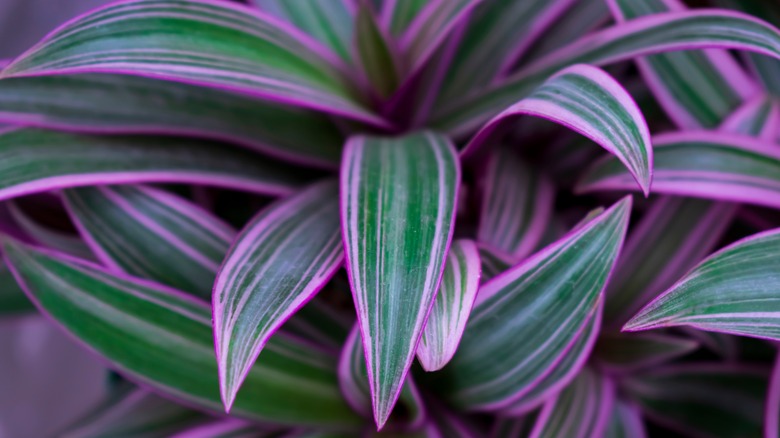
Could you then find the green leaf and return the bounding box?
[2,238,360,428]
[384,0,428,36]
[2,0,383,125]
[417,239,481,371]
[7,200,95,260]
[214,180,343,411]
[604,399,647,438]
[63,185,234,299]
[340,131,459,428]
[434,197,630,410]
[594,333,698,373]
[624,228,780,341]
[0,258,32,315]
[355,3,400,99]
[0,128,311,202]
[623,364,768,438]
[0,74,346,168]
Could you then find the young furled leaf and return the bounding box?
[340,131,458,428]
[462,64,653,196]
[2,0,384,125]
[417,239,481,371]
[214,180,343,412]
[0,128,310,202]
[2,238,360,428]
[624,228,780,340]
[434,197,630,410]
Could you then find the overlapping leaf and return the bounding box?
[383,0,428,36]
[623,364,768,438]
[579,132,780,209]
[2,238,360,427]
[417,239,480,371]
[605,399,647,438]
[594,333,698,373]
[7,200,94,260]
[462,64,653,195]
[608,0,756,129]
[355,3,400,99]
[431,9,780,136]
[0,128,309,202]
[169,420,269,438]
[476,147,554,261]
[528,368,614,438]
[340,131,458,427]
[0,258,32,315]
[434,197,630,410]
[63,185,234,299]
[1,0,383,124]
[0,74,346,168]
[624,228,780,340]
[252,0,355,63]
[213,180,343,411]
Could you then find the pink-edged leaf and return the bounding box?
[462,64,653,195]
[604,197,737,327]
[1,237,360,427]
[678,327,739,361]
[522,0,609,64]
[624,228,780,341]
[605,399,647,438]
[63,185,235,299]
[767,350,780,438]
[578,132,780,209]
[7,199,95,261]
[58,385,204,438]
[214,180,343,411]
[426,398,482,438]
[594,333,698,374]
[338,324,426,431]
[417,239,481,372]
[354,2,401,100]
[0,128,310,202]
[282,292,353,350]
[2,0,385,126]
[490,416,535,438]
[436,0,575,104]
[0,74,347,169]
[340,131,459,428]
[476,147,554,262]
[499,303,603,416]
[382,0,427,36]
[431,8,780,137]
[623,363,769,438]
[251,0,355,63]
[434,197,630,411]
[402,0,483,73]
[528,368,615,438]
[169,419,269,438]
[720,95,780,140]
[477,244,512,283]
[608,0,757,129]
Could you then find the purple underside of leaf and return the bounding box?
[213,180,343,412]
[462,63,652,196]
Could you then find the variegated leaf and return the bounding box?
[340,131,459,427]
[417,239,480,371]
[355,3,400,99]
[7,199,94,260]
[214,180,343,411]
[462,64,652,195]
[594,333,698,373]
[605,399,647,438]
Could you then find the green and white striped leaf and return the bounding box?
[435,197,631,410]
[252,0,355,63]
[624,228,780,340]
[608,0,756,129]
[1,0,383,125]
[355,3,400,99]
[417,239,481,371]
[623,364,768,438]
[1,238,360,428]
[214,180,343,411]
[59,386,204,438]
[477,244,512,283]
[7,200,95,260]
[605,399,647,438]
[0,74,346,168]
[594,333,698,373]
[63,185,234,299]
[0,128,311,202]
[283,293,353,350]
[431,9,780,137]
[338,324,426,430]
[463,64,653,196]
[0,258,32,315]
[529,368,615,438]
[477,147,555,261]
[522,0,609,64]
[383,0,428,36]
[340,131,459,428]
